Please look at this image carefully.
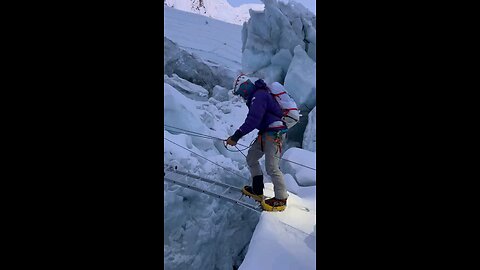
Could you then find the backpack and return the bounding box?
[268,82,301,129]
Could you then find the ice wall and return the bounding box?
[241,0,315,84]
[240,0,316,145]
[284,45,316,112]
[164,37,235,92]
[302,106,316,152]
[164,84,261,269]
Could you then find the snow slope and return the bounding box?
[239,184,316,270]
[164,0,264,25]
[164,6,243,73]
[164,2,316,269]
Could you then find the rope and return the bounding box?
[164,137,250,181]
[165,124,250,147]
[223,137,257,152]
[165,125,316,171]
[235,145,247,158]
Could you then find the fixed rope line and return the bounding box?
[235,145,247,158]
[164,125,220,140]
[165,137,250,181]
[165,128,214,141]
[165,125,316,171]
[164,124,250,147]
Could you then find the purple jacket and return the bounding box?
[232,83,285,141]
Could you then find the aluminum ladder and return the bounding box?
[164,166,263,213]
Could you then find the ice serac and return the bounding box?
[164,83,210,136]
[164,114,260,270]
[241,0,316,84]
[164,74,209,101]
[240,0,316,144]
[164,37,234,91]
[302,106,316,152]
[284,45,316,112]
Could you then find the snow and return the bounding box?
[165,0,264,25]
[164,1,316,269]
[239,183,316,270]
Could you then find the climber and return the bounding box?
[226,75,289,212]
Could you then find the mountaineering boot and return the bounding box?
[242,186,263,202]
[242,175,264,202]
[261,197,287,212]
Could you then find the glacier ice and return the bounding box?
[239,0,316,147]
[164,130,260,270]
[284,45,316,113]
[164,74,209,101]
[280,147,316,186]
[241,0,315,83]
[211,85,230,102]
[164,82,264,270]
[164,82,210,136]
[302,106,316,152]
[164,37,235,91]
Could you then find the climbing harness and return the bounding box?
[263,129,287,155]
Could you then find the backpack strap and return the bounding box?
[272,91,287,97]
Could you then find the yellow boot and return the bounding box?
[242,186,264,202]
[261,197,287,212]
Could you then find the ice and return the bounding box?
[238,0,316,146]
[240,0,315,84]
[211,85,230,102]
[164,74,209,101]
[164,36,235,91]
[303,106,316,152]
[270,49,293,79]
[281,147,316,186]
[284,45,316,111]
[165,128,260,270]
[164,82,210,136]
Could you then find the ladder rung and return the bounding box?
[207,181,217,189]
[221,187,231,195]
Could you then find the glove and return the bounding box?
[226,137,237,146]
[226,130,243,146]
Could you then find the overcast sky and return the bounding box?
[227,0,316,14]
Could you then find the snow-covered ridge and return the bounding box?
[164,0,264,25]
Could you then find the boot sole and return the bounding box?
[241,187,264,202]
[261,200,287,212]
